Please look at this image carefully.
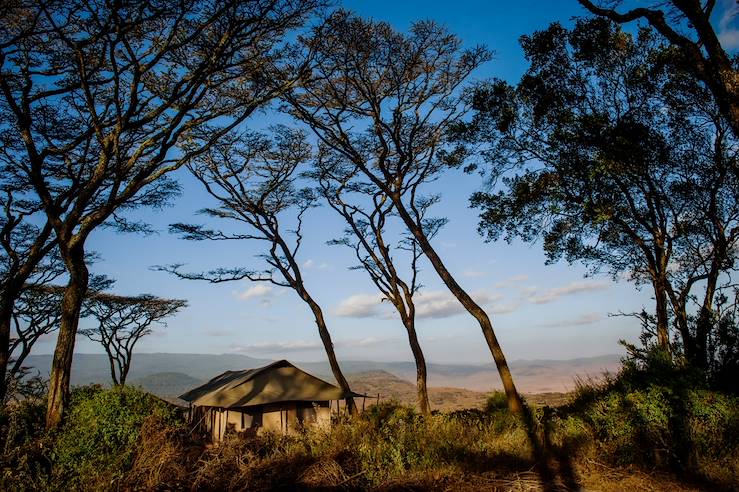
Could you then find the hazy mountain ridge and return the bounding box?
[24,352,621,394]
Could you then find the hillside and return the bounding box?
[348,370,490,411]
[130,372,203,399]
[25,353,621,395]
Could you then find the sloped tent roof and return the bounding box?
[179,360,358,409]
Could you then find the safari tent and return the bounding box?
[180,360,358,440]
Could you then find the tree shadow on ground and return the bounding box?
[519,404,582,492]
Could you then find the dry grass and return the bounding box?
[117,402,737,492]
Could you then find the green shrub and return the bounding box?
[362,401,418,429]
[51,385,182,489]
[0,399,46,454]
[484,391,508,412]
[0,400,53,492]
[563,356,739,473]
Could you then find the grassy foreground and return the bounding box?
[2,362,738,491]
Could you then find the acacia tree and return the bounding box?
[0,0,321,427]
[164,127,357,412]
[5,274,111,388]
[82,293,186,386]
[8,284,64,381]
[285,12,524,412]
[314,151,443,415]
[578,0,739,138]
[461,19,739,367]
[0,175,59,403]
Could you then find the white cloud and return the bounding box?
[462,270,486,278]
[490,303,520,314]
[231,336,395,354]
[335,293,387,318]
[335,288,516,320]
[233,339,322,353]
[410,289,505,319]
[526,280,610,304]
[495,274,529,288]
[205,328,234,337]
[345,336,395,348]
[413,291,461,319]
[536,312,602,328]
[717,0,739,50]
[238,284,272,301]
[303,259,329,270]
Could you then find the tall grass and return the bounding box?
[1,375,738,491]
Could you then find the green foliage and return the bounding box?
[2,375,738,490]
[51,385,182,489]
[0,400,52,491]
[563,355,739,475]
[0,399,46,454]
[484,390,508,412]
[362,401,419,428]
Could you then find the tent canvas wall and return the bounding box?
[180,360,356,440]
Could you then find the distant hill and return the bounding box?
[24,352,621,395]
[130,372,203,399]
[348,370,490,411]
[25,353,272,386]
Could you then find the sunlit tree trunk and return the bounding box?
[46,242,88,429]
[304,295,356,414]
[394,203,524,414]
[399,310,430,415]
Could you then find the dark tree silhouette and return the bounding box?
[0,0,322,427]
[163,127,357,412]
[285,12,524,413]
[461,19,739,366]
[578,0,739,138]
[82,293,186,386]
[0,175,59,403]
[5,274,111,396]
[8,285,64,382]
[314,151,444,415]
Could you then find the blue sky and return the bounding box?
[35,0,739,364]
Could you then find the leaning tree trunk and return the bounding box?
[303,294,357,414]
[400,313,431,415]
[394,203,524,413]
[46,244,89,429]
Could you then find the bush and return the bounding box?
[0,400,52,492]
[51,385,182,489]
[484,391,508,413]
[562,354,739,480]
[362,401,418,428]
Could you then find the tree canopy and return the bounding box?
[461,18,739,366]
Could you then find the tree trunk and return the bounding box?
[401,315,431,415]
[653,277,671,353]
[0,294,15,404]
[120,354,131,387]
[694,255,722,370]
[106,351,119,387]
[672,300,695,362]
[304,296,357,414]
[46,244,88,429]
[394,202,524,413]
